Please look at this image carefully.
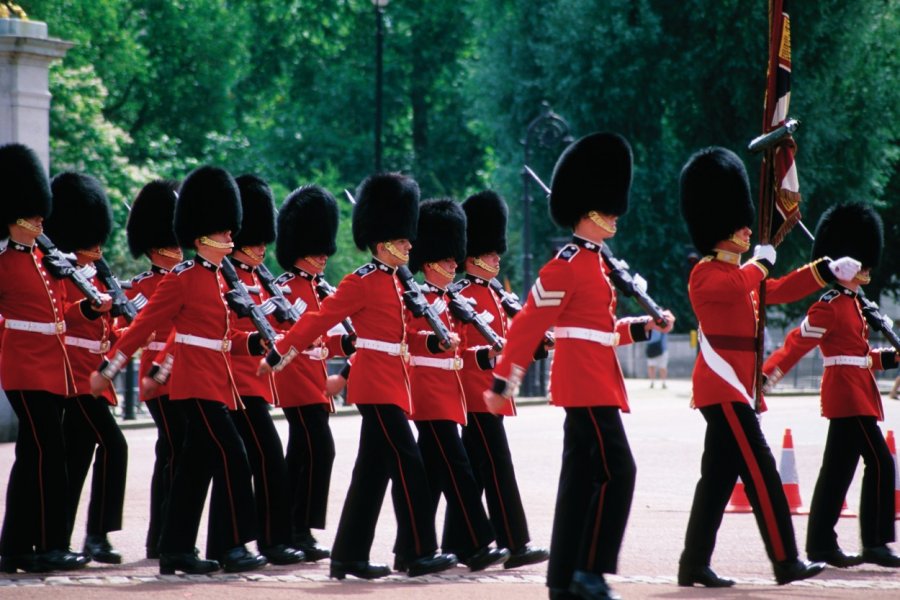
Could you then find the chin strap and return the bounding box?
[588,211,617,234]
[240,247,264,263]
[15,218,42,234]
[855,271,872,284]
[472,257,500,275]
[384,241,409,262]
[427,261,455,279]
[77,249,103,261]
[156,248,184,261]
[304,256,326,270]
[728,233,751,252]
[199,236,234,250]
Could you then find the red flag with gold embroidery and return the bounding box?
[761,0,801,246]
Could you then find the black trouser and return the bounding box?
[547,407,636,589]
[206,396,291,557]
[413,420,495,560]
[807,416,896,553]
[283,403,335,532]
[332,404,437,563]
[681,402,798,568]
[157,398,256,556]
[457,412,531,551]
[63,394,128,540]
[145,395,187,552]
[0,390,69,555]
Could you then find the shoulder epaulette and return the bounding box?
[0,239,8,255]
[172,260,194,275]
[555,244,579,262]
[452,278,472,292]
[699,255,714,264]
[820,289,840,303]
[354,263,377,277]
[274,272,294,285]
[131,270,153,283]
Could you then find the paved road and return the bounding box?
[1,379,899,598]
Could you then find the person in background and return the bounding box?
[646,330,668,389]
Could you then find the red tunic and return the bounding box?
[493,239,649,411]
[764,287,890,420]
[0,241,76,396]
[456,274,515,416]
[274,260,411,412]
[62,274,118,405]
[272,268,347,411]
[126,265,174,400]
[105,257,252,409]
[689,252,829,411]
[406,282,467,425]
[228,260,277,404]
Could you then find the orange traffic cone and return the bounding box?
[888,430,900,520]
[778,429,809,515]
[725,478,753,513]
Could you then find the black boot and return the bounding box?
[463,546,510,572]
[33,549,90,572]
[504,544,550,569]
[293,529,331,562]
[568,570,621,600]
[677,564,735,587]
[0,554,37,573]
[862,545,900,568]
[329,560,391,580]
[159,549,220,575]
[808,548,864,568]
[260,544,305,565]
[773,559,825,585]
[84,534,123,564]
[220,545,268,573]
[406,552,458,577]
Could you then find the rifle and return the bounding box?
[35,234,105,307]
[255,263,307,324]
[219,258,279,348]
[396,265,453,350]
[93,258,147,324]
[858,290,900,353]
[315,277,357,337]
[446,281,504,353]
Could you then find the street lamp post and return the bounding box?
[373,0,389,173]
[520,101,573,396]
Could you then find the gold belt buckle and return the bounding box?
[221,339,232,352]
[400,342,409,362]
[318,346,329,361]
[55,321,65,334]
[99,340,111,354]
[452,357,463,370]
[611,332,621,346]
[866,355,873,368]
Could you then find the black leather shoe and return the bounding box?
[463,546,510,572]
[504,544,550,569]
[220,545,268,573]
[33,549,90,572]
[773,559,825,585]
[329,560,391,580]
[568,570,621,600]
[862,545,900,567]
[406,552,458,577]
[0,554,37,573]
[677,564,735,587]
[393,555,407,572]
[159,549,220,575]
[548,588,580,600]
[808,548,864,568]
[293,531,331,562]
[84,534,122,564]
[260,544,305,565]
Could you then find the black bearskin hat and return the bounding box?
[276,185,339,271]
[549,132,632,229]
[126,180,179,258]
[0,143,52,229]
[812,202,883,269]
[174,166,242,248]
[408,198,467,273]
[45,172,113,252]
[351,173,419,251]
[462,190,507,257]
[680,147,754,256]
[233,174,276,247]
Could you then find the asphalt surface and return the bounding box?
[1,378,899,599]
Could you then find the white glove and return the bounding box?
[753,244,776,265]
[633,273,648,295]
[828,256,862,281]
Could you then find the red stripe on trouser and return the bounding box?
[19,392,47,549]
[473,416,515,546]
[77,397,109,531]
[241,407,271,543]
[159,400,176,482]
[196,400,240,545]
[374,406,421,556]
[855,418,885,538]
[586,408,611,569]
[298,408,315,524]
[429,423,478,546]
[722,403,786,561]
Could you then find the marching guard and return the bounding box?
[90,166,266,575]
[677,146,862,586]
[485,133,674,600]
[44,172,127,564]
[260,173,457,580]
[763,202,900,568]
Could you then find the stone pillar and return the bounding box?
[0,18,72,171]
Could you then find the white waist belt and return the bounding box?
[4,319,65,335]
[554,327,619,347]
[145,341,167,352]
[823,355,871,368]
[409,355,463,371]
[174,333,231,352]
[355,337,408,357]
[303,346,329,361]
[65,336,110,354]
